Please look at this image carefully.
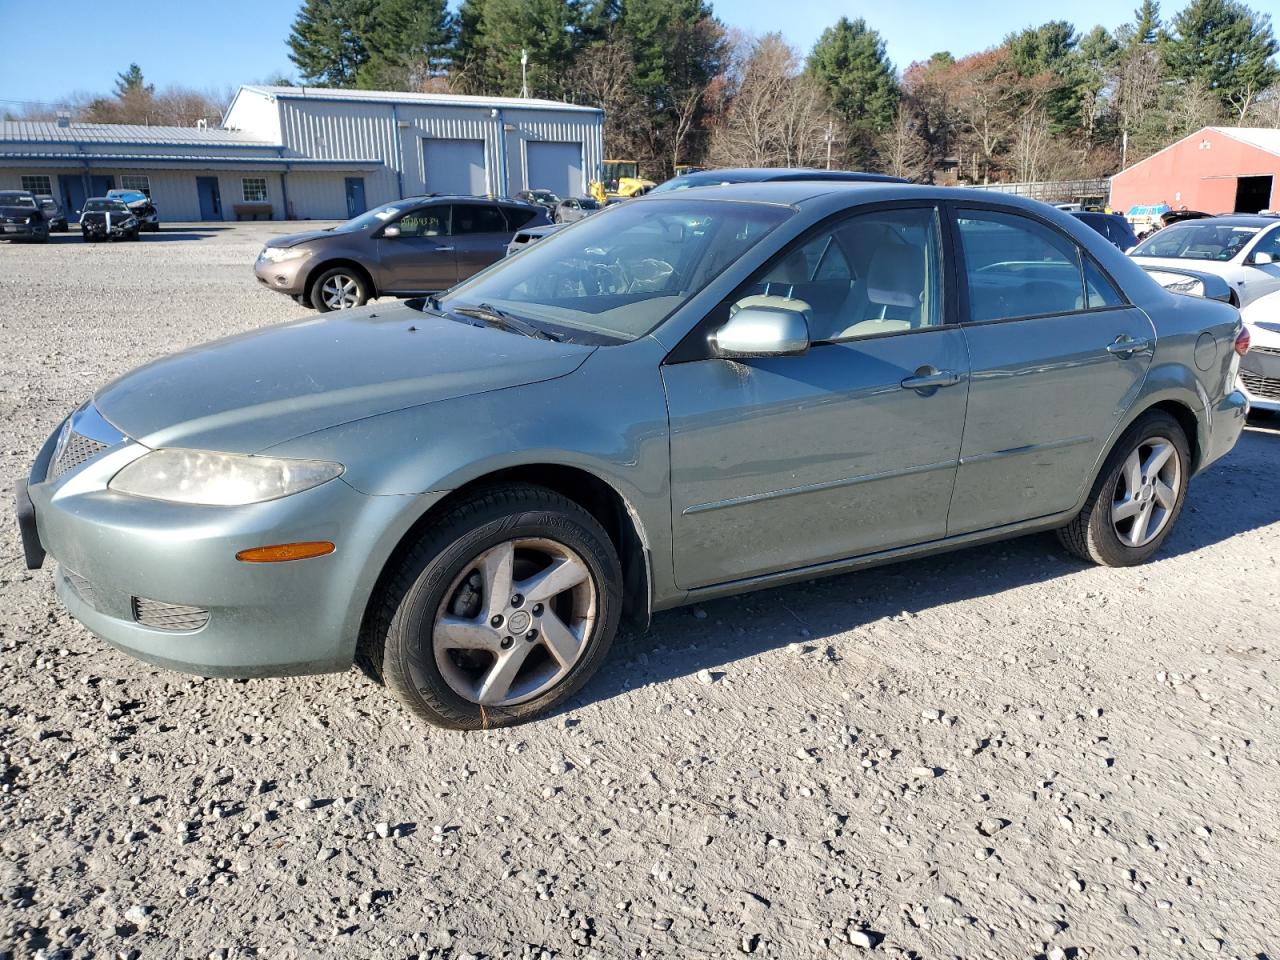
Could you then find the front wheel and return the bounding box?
[1057,410,1190,566]
[361,485,623,728]
[311,267,369,312]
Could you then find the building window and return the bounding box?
[120,175,151,197]
[242,178,268,203]
[21,175,52,196]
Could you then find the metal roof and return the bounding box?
[1212,127,1280,156]
[0,120,275,146]
[0,151,382,169]
[238,84,603,115]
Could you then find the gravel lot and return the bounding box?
[2,223,1279,960]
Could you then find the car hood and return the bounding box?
[92,301,596,453]
[1130,256,1236,274]
[265,228,343,249]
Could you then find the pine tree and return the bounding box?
[1004,21,1082,134]
[806,17,899,166]
[287,0,373,87]
[1163,0,1279,120]
[357,0,455,89]
[114,64,153,97]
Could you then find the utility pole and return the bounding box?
[1121,129,1129,170]
[825,120,833,170]
[520,49,529,99]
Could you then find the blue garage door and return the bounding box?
[423,138,487,196]
[526,141,583,198]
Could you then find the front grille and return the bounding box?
[1251,344,1280,360]
[61,567,96,609]
[48,430,109,480]
[132,597,210,632]
[1241,371,1280,402]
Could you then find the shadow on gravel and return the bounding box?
[567,424,1280,713]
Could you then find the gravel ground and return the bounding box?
[1,223,1279,960]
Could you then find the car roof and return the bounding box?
[632,181,1083,214]
[669,167,905,186]
[1198,214,1279,227]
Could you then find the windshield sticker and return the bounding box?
[375,207,400,221]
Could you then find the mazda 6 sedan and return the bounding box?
[17,183,1250,729]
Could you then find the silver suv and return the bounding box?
[255,196,550,311]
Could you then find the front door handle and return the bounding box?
[433,245,455,252]
[1106,335,1152,358]
[900,368,962,392]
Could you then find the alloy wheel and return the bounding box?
[1111,436,1180,548]
[431,538,597,707]
[320,274,360,309]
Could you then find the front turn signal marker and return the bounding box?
[236,541,336,563]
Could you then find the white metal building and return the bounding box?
[0,86,604,222]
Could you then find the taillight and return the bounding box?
[1235,327,1251,356]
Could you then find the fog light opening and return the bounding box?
[236,541,336,563]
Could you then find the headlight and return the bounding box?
[260,246,309,263]
[109,449,343,505]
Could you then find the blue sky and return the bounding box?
[1,0,1168,108]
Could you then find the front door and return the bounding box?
[1239,225,1280,303]
[451,203,514,280]
[345,177,367,218]
[59,174,86,220]
[664,204,970,589]
[948,206,1156,534]
[377,203,456,293]
[89,175,114,197]
[196,177,222,220]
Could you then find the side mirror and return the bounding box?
[1252,251,1274,265]
[711,306,810,359]
[382,225,401,238]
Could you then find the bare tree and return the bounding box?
[878,103,929,180]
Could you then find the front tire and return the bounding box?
[361,485,623,728]
[310,267,369,312]
[1057,410,1190,566]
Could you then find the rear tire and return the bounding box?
[1057,410,1190,566]
[310,267,369,312]
[360,484,622,729]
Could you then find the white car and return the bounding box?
[1130,215,1280,307]
[1240,289,1280,412]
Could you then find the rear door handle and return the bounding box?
[900,368,962,392]
[1106,335,1152,357]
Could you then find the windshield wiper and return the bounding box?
[452,302,562,341]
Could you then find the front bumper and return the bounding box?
[0,221,47,239]
[1239,345,1280,412]
[254,254,309,296]
[21,419,439,677]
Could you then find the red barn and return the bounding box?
[1110,126,1280,216]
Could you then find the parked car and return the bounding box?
[254,195,550,312]
[1072,211,1139,250]
[1238,289,1280,413]
[505,222,565,257]
[35,194,68,232]
[649,167,907,194]
[1126,203,1171,237]
[105,189,160,231]
[1160,209,1211,229]
[80,198,140,242]
[553,197,601,223]
[1128,214,1280,306]
[514,189,561,213]
[18,184,1249,728]
[0,190,49,243]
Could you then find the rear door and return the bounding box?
[452,202,515,280]
[377,204,455,292]
[948,205,1155,534]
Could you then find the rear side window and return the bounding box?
[503,205,540,230]
[957,210,1086,322]
[452,204,508,234]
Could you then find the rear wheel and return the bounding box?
[1057,410,1190,566]
[361,484,622,728]
[311,267,369,312]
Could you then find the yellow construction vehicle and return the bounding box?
[592,159,656,199]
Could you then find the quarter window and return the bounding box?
[120,175,151,196]
[957,210,1086,322]
[20,175,51,195]
[1084,258,1124,308]
[731,206,943,342]
[242,178,268,203]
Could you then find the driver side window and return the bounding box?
[731,206,943,342]
[394,206,447,238]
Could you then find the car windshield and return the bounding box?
[333,200,416,233]
[577,198,600,210]
[1131,222,1261,261]
[437,198,791,343]
[85,199,130,213]
[0,192,38,209]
